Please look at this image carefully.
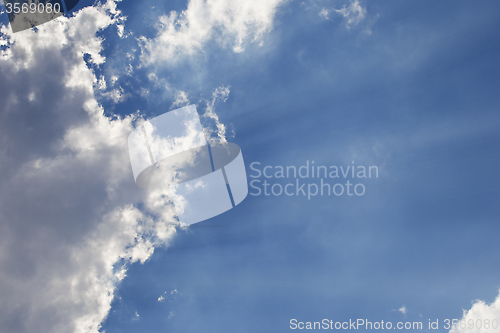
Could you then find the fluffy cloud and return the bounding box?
[139,0,287,64]
[450,292,500,333]
[0,2,177,333]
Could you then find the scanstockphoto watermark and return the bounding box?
[249,161,379,200]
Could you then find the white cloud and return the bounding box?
[0,2,177,333]
[450,292,500,333]
[318,1,367,27]
[319,8,330,20]
[335,0,366,27]
[202,85,231,143]
[140,0,287,64]
[172,90,190,108]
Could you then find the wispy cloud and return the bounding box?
[202,85,231,143]
[319,0,367,28]
[335,0,366,27]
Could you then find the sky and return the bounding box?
[0,0,499,333]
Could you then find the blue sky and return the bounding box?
[0,0,499,332]
[97,0,500,332]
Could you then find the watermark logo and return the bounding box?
[128,105,248,226]
[249,161,378,199]
[3,0,80,33]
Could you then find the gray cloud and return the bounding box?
[0,3,177,332]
